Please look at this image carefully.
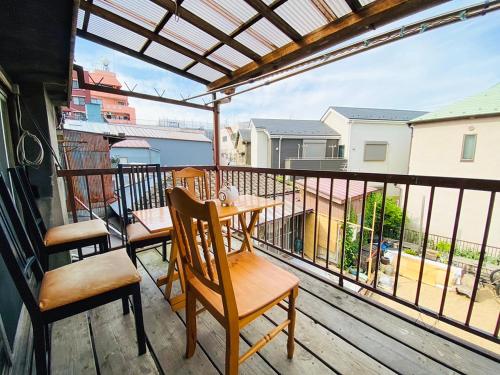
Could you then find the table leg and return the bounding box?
[238,209,261,253]
[156,233,187,311]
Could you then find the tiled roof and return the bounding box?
[296,178,378,203]
[64,120,211,143]
[251,118,340,137]
[330,106,427,121]
[112,139,151,149]
[410,83,500,124]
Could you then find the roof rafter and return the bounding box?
[79,1,231,76]
[183,0,290,73]
[242,0,302,42]
[76,29,210,85]
[345,0,364,12]
[208,0,447,90]
[148,0,262,61]
[310,0,337,23]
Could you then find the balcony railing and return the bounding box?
[57,165,500,347]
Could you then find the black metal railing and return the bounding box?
[57,165,500,344]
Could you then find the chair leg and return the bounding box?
[132,286,147,356]
[100,237,109,253]
[226,223,232,252]
[287,287,298,359]
[33,321,47,375]
[225,325,240,375]
[185,288,197,358]
[41,252,49,271]
[128,244,137,267]
[77,247,83,261]
[122,297,130,315]
[162,241,167,261]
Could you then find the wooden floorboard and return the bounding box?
[138,248,276,375]
[50,313,96,375]
[89,300,158,375]
[257,247,500,375]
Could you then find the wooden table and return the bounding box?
[132,195,281,311]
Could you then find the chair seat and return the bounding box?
[39,249,140,312]
[44,219,108,247]
[190,252,299,319]
[127,222,170,244]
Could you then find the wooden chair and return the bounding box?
[0,175,146,375]
[166,187,299,374]
[172,167,231,251]
[9,167,109,271]
[118,164,171,266]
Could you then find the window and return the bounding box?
[461,134,476,161]
[90,97,102,105]
[74,112,86,121]
[338,145,345,158]
[117,101,126,106]
[72,96,85,105]
[364,142,387,161]
[72,79,79,89]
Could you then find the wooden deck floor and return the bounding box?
[51,244,500,375]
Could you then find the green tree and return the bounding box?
[364,192,404,241]
[341,207,359,271]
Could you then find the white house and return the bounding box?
[321,106,427,175]
[407,83,500,248]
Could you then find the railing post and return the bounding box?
[212,94,221,193]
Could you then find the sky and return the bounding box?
[74,0,500,127]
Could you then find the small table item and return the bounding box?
[132,195,281,311]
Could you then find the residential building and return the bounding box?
[64,120,213,166]
[249,118,342,169]
[62,69,136,124]
[111,140,160,165]
[321,106,427,174]
[407,83,500,248]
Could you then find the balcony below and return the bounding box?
[50,242,499,375]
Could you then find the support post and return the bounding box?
[213,93,221,193]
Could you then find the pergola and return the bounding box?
[74,0,454,167]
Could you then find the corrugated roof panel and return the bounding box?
[234,30,272,56]
[187,63,226,82]
[208,44,253,70]
[144,42,194,69]
[77,8,85,29]
[324,0,352,18]
[274,0,328,36]
[161,17,219,54]
[235,18,292,56]
[93,0,166,31]
[182,0,257,35]
[359,0,376,6]
[87,14,148,51]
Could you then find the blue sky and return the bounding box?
[75,0,500,126]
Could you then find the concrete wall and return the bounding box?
[407,117,500,247]
[348,120,411,175]
[144,138,213,166]
[111,147,161,165]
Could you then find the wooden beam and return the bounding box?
[345,0,364,12]
[82,0,93,31]
[243,0,302,42]
[310,0,337,23]
[79,1,231,76]
[76,30,210,85]
[67,0,79,105]
[208,0,447,90]
[183,0,290,73]
[73,65,213,111]
[149,0,261,61]
[139,0,185,54]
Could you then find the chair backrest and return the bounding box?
[117,164,164,225]
[0,175,43,319]
[8,167,46,255]
[172,167,210,201]
[166,187,237,318]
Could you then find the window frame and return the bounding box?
[461,134,477,162]
[363,141,388,162]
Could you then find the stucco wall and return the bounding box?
[322,109,350,158]
[407,117,500,247]
[142,138,213,166]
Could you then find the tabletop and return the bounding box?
[132,195,281,234]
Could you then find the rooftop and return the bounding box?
[112,139,151,149]
[329,106,428,121]
[410,83,500,124]
[64,120,211,142]
[251,118,340,137]
[296,177,378,203]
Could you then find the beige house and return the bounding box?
[407,83,500,249]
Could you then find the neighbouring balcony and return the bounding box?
[52,165,500,374]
